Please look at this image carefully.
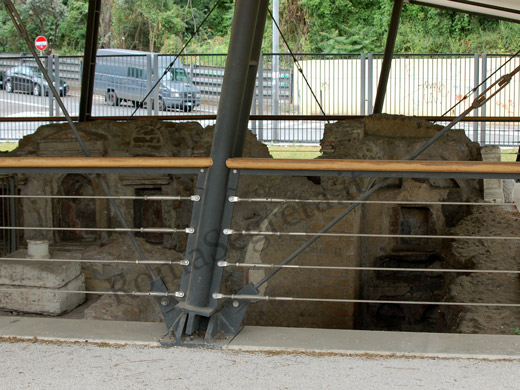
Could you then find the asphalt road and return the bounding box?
[0,89,217,118]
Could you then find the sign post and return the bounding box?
[34,36,47,103]
[34,35,47,55]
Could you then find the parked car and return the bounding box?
[94,49,200,111]
[3,65,68,96]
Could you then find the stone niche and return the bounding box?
[316,115,483,331]
[9,120,213,250]
[5,115,513,333]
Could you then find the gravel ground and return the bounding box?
[1,340,519,390]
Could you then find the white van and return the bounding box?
[94,49,201,111]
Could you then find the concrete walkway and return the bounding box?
[0,316,519,389]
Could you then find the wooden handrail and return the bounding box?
[226,158,520,174]
[0,157,213,168]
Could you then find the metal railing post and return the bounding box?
[258,53,264,141]
[368,54,374,115]
[54,55,61,117]
[146,54,152,115]
[251,74,257,135]
[153,54,159,115]
[47,55,54,117]
[481,53,487,145]
[361,53,366,116]
[473,53,480,142]
[272,54,280,142]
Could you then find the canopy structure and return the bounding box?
[408,0,520,23]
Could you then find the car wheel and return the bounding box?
[33,83,41,96]
[106,91,119,106]
[5,80,13,93]
[183,105,193,112]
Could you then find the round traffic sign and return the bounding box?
[35,36,48,51]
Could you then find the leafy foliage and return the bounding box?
[1,0,520,55]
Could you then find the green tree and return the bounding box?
[59,0,88,54]
[21,0,67,53]
[110,0,184,52]
[1,0,520,55]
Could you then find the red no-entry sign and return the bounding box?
[35,36,48,52]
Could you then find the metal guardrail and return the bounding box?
[1,52,519,145]
[0,54,291,99]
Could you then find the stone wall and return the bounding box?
[317,115,483,331]
[6,114,510,332]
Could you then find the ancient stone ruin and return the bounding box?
[1,115,519,334]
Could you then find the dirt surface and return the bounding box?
[443,205,520,335]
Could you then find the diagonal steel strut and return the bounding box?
[3,0,159,282]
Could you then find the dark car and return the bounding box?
[3,65,68,96]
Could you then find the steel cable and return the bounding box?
[218,261,520,275]
[213,293,520,309]
[229,196,514,207]
[0,257,189,266]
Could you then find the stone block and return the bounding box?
[0,250,82,288]
[0,274,85,315]
[504,179,514,203]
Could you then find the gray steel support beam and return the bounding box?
[373,0,403,114]
[234,0,269,157]
[78,0,101,122]
[176,0,266,334]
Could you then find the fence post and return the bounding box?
[47,55,53,118]
[251,69,257,135]
[146,54,152,115]
[480,53,487,145]
[272,53,280,141]
[360,53,366,116]
[153,54,159,115]
[473,53,480,143]
[54,55,61,117]
[368,53,374,115]
[258,53,264,141]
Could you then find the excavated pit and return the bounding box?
[1,115,519,335]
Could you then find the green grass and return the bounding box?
[268,145,322,159]
[0,142,18,152]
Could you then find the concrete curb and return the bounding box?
[1,316,520,360]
